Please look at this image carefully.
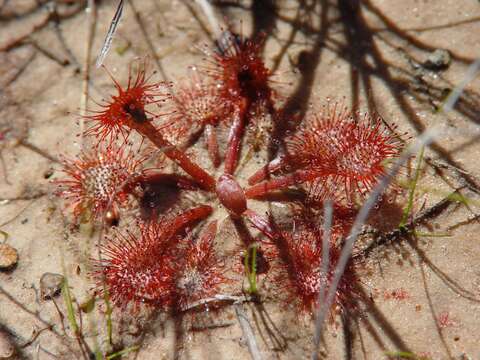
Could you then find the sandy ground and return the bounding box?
[1,0,480,359]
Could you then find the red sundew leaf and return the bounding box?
[162,68,235,144]
[95,223,175,310]
[173,221,229,310]
[82,60,217,192]
[246,102,405,201]
[84,58,171,143]
[268,219,362,316]
[203,31,273,106]
[286,103,404,201]
[93,206,213,311]
[200,30,277,174]
[161,68,235,167]
[54,142,147,223]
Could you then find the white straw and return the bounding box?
[96,0,125,68]
[196,0,222,38]
[312,200,333,360]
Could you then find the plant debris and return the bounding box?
[40,272,65,300]
[0,244,18,270]
[0,330,15,359]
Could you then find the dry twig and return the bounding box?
[234,304,263,360]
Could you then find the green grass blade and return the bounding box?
[0,229,9,242]
[249,245,257,294]
[106,345,140,360]
[446,192,469,206]
[385,351,430,360]
[61,276,79,334]
[95,349,103,360]
[413,231,451,238]
[104,288,113,346]
[385,351,416,358]
[399,146,425,229]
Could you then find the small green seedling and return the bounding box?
[244,244,259,295]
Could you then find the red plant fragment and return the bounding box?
[94,205,213,310]
[246,102,404,201]
[55,143,146,223]
[383,288,410,301]
[438,311,456,328]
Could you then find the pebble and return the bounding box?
[423,49,451,71]
[0,331,15,359]
[40,272,65,300]
[0,244,18,270]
